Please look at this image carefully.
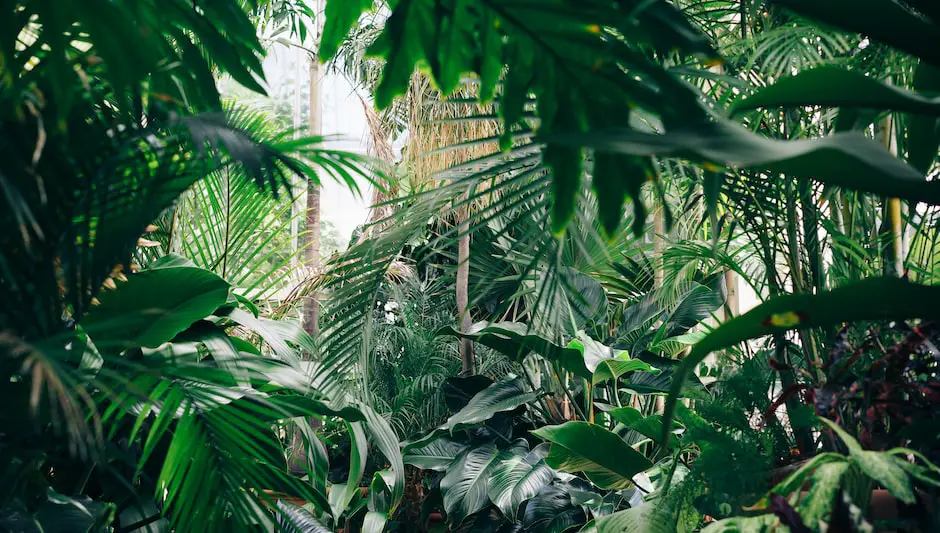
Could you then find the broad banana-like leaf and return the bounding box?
[567,332,658,385]
[732,65,940,116]
[607,407,675,447]
[404,438,469,471]
[771,0,940,67]
[404,376,537,451]
[532,422,653,490]
[522,485,586,533]
[487,444,555,520]
[81,266,230,351]
[277,501,331,533]
[558,119,940,204]
[438,322,585,376]
[441,443,511,525]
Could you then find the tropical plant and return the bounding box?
[0,0,399,531]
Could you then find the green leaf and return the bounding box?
[436,0,473,94]
[404,438,469,471]
[532,422,653,490]
[330,422,369,520]
[478,11,504,103]
[371,0,434,109]
[360,403,405,513]
[773,0,940,67]
[802,461,850,525]
[36,490,115,533]
[567,332,658,385]
[908,62,940,174]
[607,408,673,446]
[404,376,536,450]
[624,352,708,398]
[732,66,940,116]
[487,444,555,520]
[439,322,587,376]
[277,501,331,533]
[699,514,779,533]
[820,419,916,505]
[595,503,673,533]
[522,485,586,533]
[663,277,940,444]
[148,253,196,269]
[440,443,503,524]
[562,119,940,204]
[769,452,846,497]
[82,266,230,350]
[361,511,388,533]
[319,0,373,62]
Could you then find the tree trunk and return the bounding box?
[877,115,904,277]
[457,206,474,375]
[290,1,323,477]
[302,25,323,337]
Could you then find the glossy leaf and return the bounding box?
[733,66,940,116]
[440,321,586,376]
[440,443,503,524]
[404,376,536,451]
[772,0,940,67]
[319,0,373,61]
[404,438,469,471]
[487,444,554,520]
[81,267,230,350]
[522,485,586,533]
[563,119,940,204]
[532,422,653,490]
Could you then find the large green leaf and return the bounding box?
[908,62,940,173]
[487,444,555,520]
[699,514,780,533]
[440,443,505,524]
[562,119,940,204]
[801,462,851,525]
[522,485,586,533]
[35,490,114,533]
[277,501,331,533]
[404,438,469,471]
[623,352,707,398]
[404,376,537,451]
[329,422,369,521]
[81,266,230,350]
[439,321,586,376]
[319,0,373,61]
[532,422,653,490]
[732,66,940,116]
[534,268,609,335]
[663,277,940,444]
[567,332,658,385]
[607,407,674,447]
[360,403,405,513]
[595,504,674,533]
[820,419,916,504]
[771,0,940,67]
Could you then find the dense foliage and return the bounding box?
[3,0,940,532]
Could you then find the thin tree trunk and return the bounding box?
[290,1,323,477]
[302,15,323,336]
[653,205,665,413]
[877,115,903,277]
[290,48,303,270]
[457,205,474,374]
